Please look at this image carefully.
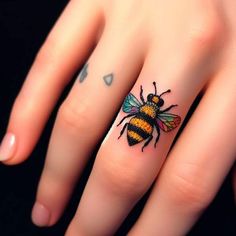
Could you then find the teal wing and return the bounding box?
[156,113,181,132]
[122,93,141,113]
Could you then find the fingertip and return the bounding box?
[31,202,51,227]
[2,100,48,165]
[1,130,34,165]
[0,132,17,162]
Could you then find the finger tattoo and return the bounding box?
[117,82,181,152]
[103,73,114,86]
[78,63,88,83]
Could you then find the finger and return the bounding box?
[31,25,147,227]
[65,29,221,236]
[129,69,236,236]
[0,0,103,164]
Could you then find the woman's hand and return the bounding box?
[0,0,235,235]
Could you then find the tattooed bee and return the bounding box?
[117,82,181,152]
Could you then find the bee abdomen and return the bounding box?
[127,130,143,146]
[127,117,153,146]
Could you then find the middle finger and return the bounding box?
[31,27,146,227]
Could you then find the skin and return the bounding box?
[1,0,236,235]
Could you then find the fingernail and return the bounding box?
[32,202,51,227]
[0,133,16,161]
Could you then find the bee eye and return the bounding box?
[158,99,164,106]
[147,94,153,100]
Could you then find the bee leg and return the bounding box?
[159,104,178,113]
[117,114,135,126]
[118,123,128,139]
[140,85,145,104]
[154,125,161,148]
[141,135,153,152]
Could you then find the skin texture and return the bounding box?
[0,0,235,235]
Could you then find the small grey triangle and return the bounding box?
[103,73,114,86]
[79,63,88,83]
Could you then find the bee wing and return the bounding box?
[122,93,142,114]
[156,113,181,132]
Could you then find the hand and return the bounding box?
[0,0,235,235]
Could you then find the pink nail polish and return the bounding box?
[32,202,51,227]
[0,133,16,161]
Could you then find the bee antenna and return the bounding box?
[153,82,157,95]
[160,89,171,97]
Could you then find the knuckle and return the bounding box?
[58,101,93,133]
[12,93,37,125]
[34,35,60,71]
[188,17,225,49]
[167,164,213,213]
[98,153,148,199]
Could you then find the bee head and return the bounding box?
[147,94,164,106]
[147,82,170,107]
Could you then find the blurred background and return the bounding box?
[0,1,235,235]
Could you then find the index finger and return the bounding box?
[0,0,103,164]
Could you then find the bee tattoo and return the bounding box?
[117,82,181,152]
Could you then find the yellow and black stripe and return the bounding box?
[139,104,156,119]
[127,114,154,146]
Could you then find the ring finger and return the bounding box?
[66,32,220,235]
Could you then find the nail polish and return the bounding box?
[32,202,51,227]
[0,133,16,161]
